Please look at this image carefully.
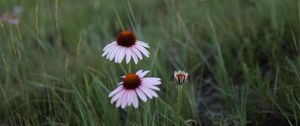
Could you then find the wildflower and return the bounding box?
[109,70,161,108]
[174,70,188,84]
[6,15,19,25]
[102,30,150,64]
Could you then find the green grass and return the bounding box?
[0,0,300,125]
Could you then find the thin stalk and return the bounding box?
[135,108,142,125]
[177,85,183,115]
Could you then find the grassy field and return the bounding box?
[0,0,300,125]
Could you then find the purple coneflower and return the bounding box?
[6,15,19,25]
[102,30,150,64]
[109,70,161,109]
[174,70,188,84]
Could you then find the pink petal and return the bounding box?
[105,45,117,59]
[136,41,149,48]
[127,90,134,106]
[141,84,160,91]
[125,48,132,64]
[111,90,125,103]
[111,46,122,61]
[139,87,153,99]
[108,46,119,60]
[121,91,129,108]
[144,88,158,98]
[131,47,143,60]
[118,48,126,63]
[108,85,124,97]
[102,50,109,57]
[116,90,126,107]
[136,88,147,102]
[130,49,138,64]
[132,91,139,108]
[135,44,149,57]
[103,41,116,51]
[114,47,122,63]
[142,78,161,85]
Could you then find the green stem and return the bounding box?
[135,108,142,125]
[128,63,132,73]
[177,85,183,114]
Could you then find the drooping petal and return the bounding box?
[125,48,132,64]
[131,47,143,60]
[103,41,117,51]
[115,47,125,63]
[106,45,118,59]
[111,90,125,103]
[139,87,153,99]
[132,91,139,108]
[127,90,134,106]
[130,49,138,64]
[114,47,122,63]
[116,90,126,107]
[108,46,120,61]
[136,88,147,102]
[108,85,124,97]
[141,84,160,91]
[118,47,126,63]
[135,44,150,57]
[143,87,158,98]
[121,91,129,108]
[114,47,123,63]
[136,41,149,48]
[102,49,110,57]
[142,78,161,85]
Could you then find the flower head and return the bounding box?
[6,14,19,25]
[102,30,150,64]
[174,70,188,84]
[109,70,161,109]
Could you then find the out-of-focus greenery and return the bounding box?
[0,0,300,125]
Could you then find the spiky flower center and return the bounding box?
[116,30,136,47]
[176,74,186,80]
[123,73,141,89]
[11,15,16,19]
[175,73,186,84]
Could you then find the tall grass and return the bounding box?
[0,0,300,125]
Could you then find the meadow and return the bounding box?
[0,0,300,125]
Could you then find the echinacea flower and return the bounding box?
[174,70,188,84]
[6,15,19,25]
[109,70,161,109]
[102,30,150,64]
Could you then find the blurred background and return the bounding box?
[0,0,299,125]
